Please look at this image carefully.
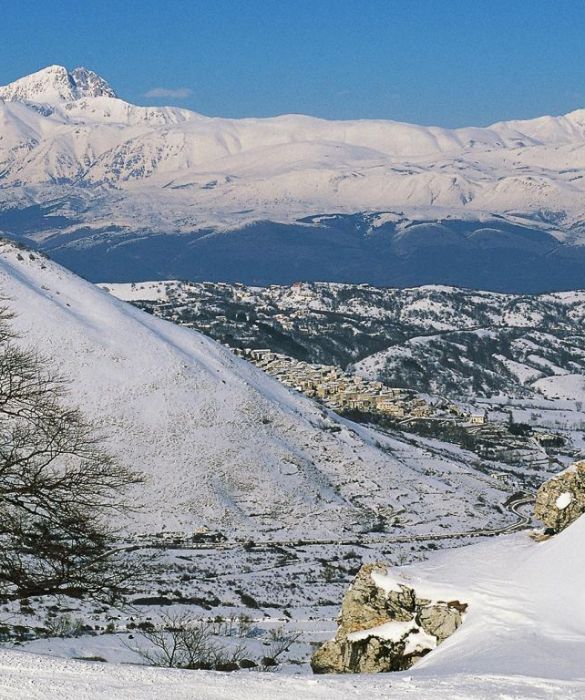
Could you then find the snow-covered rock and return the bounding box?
[317,506,585,683]
[534,460,585,532]
[311,563,465,674]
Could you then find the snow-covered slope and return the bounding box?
[1,520,583,698]
[374,514,585,682]
[0,242,514,538]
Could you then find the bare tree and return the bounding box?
[133,613,246,670]
[0,304,142,601]
[261,626,302,669]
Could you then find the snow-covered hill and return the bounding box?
[101,279,585,401]
[347,286,585,399]
[1,66,585,290]
[0,242,519,538]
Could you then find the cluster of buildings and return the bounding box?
[233,348,565,474]
[235,348,435,418]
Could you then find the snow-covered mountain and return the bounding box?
[0,65,117,103]
[0,241,521,538]
[1,65,585,290]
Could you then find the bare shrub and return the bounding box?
[44,614,85,638]
[260,625,302,669]
[133,612,247,670]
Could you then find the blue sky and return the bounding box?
[1,0,585,126]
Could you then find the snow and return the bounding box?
[556,492,573,510]
[533,374,585,402]
[0,244,518,539]
[99,281,175,301]
[564,461,585,475]
[346,618,437,656]
[371,569,464,605]
[347,619,416,643]
[495,356,543,384]
[0,249,581,695]
[1,647,582,700]
[403,628,437,656]
[1,519,585,697]
[0,65,116,104]
[3,66,585,241]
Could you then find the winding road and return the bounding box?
[124,492,536,553]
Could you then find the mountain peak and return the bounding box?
[69,66,117,99]
[0,65,117,104]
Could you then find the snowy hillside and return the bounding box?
[1,66,585,290]
[102,279,585,401]
[1,518,584,698]
[373,515,585,681]
[348,284,585,399]
[0,242,522,538]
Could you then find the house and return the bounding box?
[469,413,487,425]
[533,432,564,447]
[250,348,273,361]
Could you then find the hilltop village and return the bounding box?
[236,348,480,423]
[234,349,567,476]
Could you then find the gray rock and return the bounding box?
[311,631,429,674]
[534,460,585,533]
[311,562,466,674]
[336,563,397,636]
[419,603,463,643]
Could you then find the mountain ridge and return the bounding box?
[1,66,585,291]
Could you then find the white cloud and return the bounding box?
[144,87,193,99]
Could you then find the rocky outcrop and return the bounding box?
[311,563,466,674]
[534,460,585,533]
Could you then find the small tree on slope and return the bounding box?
[0,305,142,600]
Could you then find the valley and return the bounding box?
[0,54,584,699]
[1,242,582,682]
[104,279,585,470]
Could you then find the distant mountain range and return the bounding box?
[1,65,585,291]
